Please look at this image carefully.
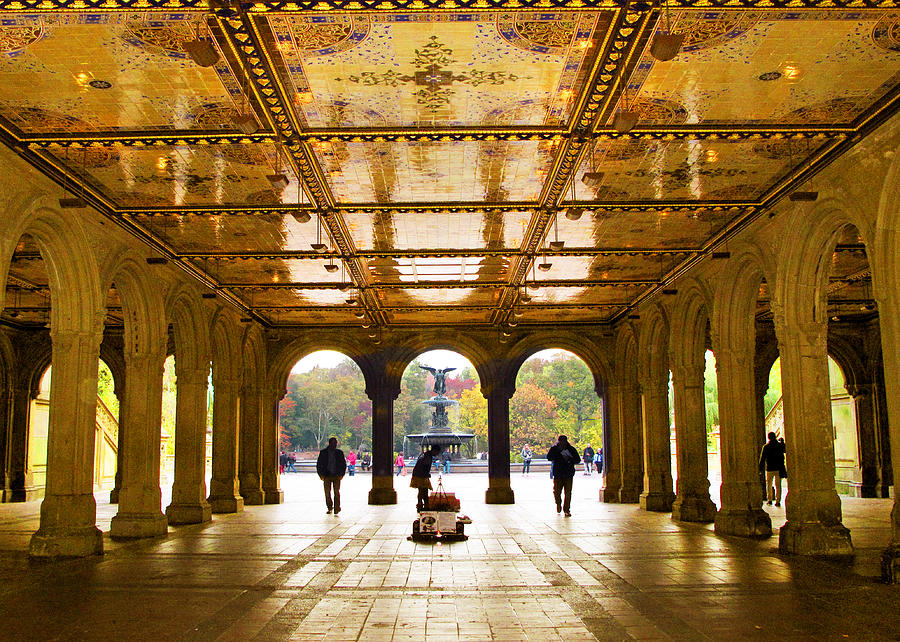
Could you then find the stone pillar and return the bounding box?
[670,361,717,522]
[639,376,675,512]
[485,385,514,504]
[208,377,244,513]
[847,384,879,498]
[165,366,212,524]
[368,381,398,505]
[239,384,265,505]
[599,385,621,503]
[777,322,852,555]
[109,350,168,539]
[29,331,104,557]
[618,383,644,503]
[713,347,771,537]
[0,380,12,502]
[261,386,283,504]
[108,387,124,504]
[6,383,33,502]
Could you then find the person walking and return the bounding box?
[395,452,405,476]
[279,451,287,474]
[410,445,442,511]
[286,453,297,473]
[521,444,533,475]
[547,435,579,516]
[594,448,602,475]
[347,450,357,476]
[362,451,371,472]
[441,449,451,474]
[316,437,347,515]
[582,443,595,476]
[759,432,786,507]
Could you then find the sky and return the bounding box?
[291,348,573,375]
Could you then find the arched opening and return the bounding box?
[279,350,369,475]
[511,349,602,480]
[397,349,483,467]
[26,359,121,499]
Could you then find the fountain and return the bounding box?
[405,366,475,459]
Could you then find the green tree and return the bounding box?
[458,386,487,456]
[509,381,557,455]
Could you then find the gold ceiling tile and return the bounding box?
[376,287,500,308]
[366,255,509,284]
[191,257,345,285]
[385,309,493,325]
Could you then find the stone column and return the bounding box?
[0,380,12,502]
[847,383,879,498]
[208,377,244,513]
[165,366,211,524]
[639,376,675,512]
[485,385,514,504]
[108,386,125,504]
[599,385,621,503]
[368,381,398,505]
[261,385,283,504]
[777,322,852,555]
[6,383,32,502]
[713,347,771,537]
[29,330,104,557]
[671,361,717,522]
[618,382,644,503]
[239,384,265,505]
[109,350,168,539]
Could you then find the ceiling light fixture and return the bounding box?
[183,18,220,68]
[613,68,639,133]
[232,73,258,135]
[650,0,684,62]
[354,310,366,319]
[291,211,311,224]
[788,137,819,202]
[311,212,328,253]
[266,135,289,190]
[548,211,564,251]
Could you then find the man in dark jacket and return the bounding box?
[547,435,580,516]
[316,437,347,514]
[758,432,786,507]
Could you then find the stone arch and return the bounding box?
[241,323,266,389]
[826,334,866,391]
[388,332,495,396]
[711,241,775,350]
[615,321,639,385]
[166,286,211,372]
[638,301,670,384]
[210,309,243,384]
[669,277,712,369]
[0,200,103,335]
[102,253,167,358]
[775,197,872,329]
[505,331,610,397]
[268,331,373,396]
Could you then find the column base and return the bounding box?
[165,502,212,525]
[240,489,266,505]
[672,495,717,523]
[368,487,398,505]
[109,488,120,504]
[599,488,620,503]
[779,520,853,556]
[29,526,103,559]
[264,489,284,505]
[640,491,674,512]
[209,495,244,513]
[485,478,514,504]
[714,508,772,538]
[110,512,168,539]
[881,544,900,584]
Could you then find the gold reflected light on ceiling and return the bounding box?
[705,149,719,163]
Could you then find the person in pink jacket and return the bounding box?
[395,453,405,476]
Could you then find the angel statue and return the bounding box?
[419,365,457,397]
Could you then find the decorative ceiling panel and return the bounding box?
[524,284,648,305]
[571,137,829,202]
[373,287,501,308]
[343,209,532,250]
[191,257,345,285]
[385,309,493,324]
[264,11,611,128]
[0,13,244,134]
[365,255,509,284]
[553,207,742,249]
[514,306,620,323]
[628,11,900,127]
[530,254,682,282]
[45,143,304,207]
[125,212,319,253]
[312,140,556,203]
[236,287,350,307]
[258,308,365,325]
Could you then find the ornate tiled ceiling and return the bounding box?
[1,1,898,330]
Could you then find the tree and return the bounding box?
[509,381,557,455]
[458,386,487,456]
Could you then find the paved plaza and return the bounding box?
[0,473,898,640]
